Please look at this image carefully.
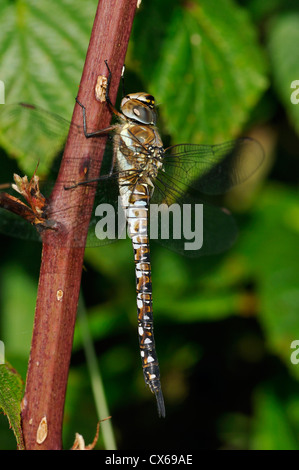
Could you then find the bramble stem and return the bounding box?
[21,0,138,450]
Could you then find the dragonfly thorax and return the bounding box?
[117,123,164,178]
[145,145,164,178]
[120,92,157,125]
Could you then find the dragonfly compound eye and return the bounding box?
[121,100,157,125]
[133,106,156,125]
[137,94,155,108]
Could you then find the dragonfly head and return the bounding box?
[120,92,157,125]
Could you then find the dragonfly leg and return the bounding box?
[75,97,117,138]
[103,60,124,119]
[75,98,89,137]
[104,59,113,109]
[75,60,124,138]
[105,59,126,99]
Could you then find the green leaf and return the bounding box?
[251,387,299,450]
[157,291,240,322]
[267,13,299,135]
[134,0,268,143]
[1,263,36,359]
[0,362,25,450]
[235,185,299,371]
[0,0,96,173]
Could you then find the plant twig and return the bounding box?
[77,296,117,450]
[20,0,138,450]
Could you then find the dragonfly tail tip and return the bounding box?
[155,388,166,418]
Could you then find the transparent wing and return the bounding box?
[0,103,261,255]
[0,102,75,175]
[163,138,264,195]
[0,207,43,242]
[0,102,159,247]
[148,137,264,256]
[150,172,238,257]
[0,102,124,245]
[0,175,126,246]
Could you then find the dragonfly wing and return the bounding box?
[0,104,259,252]
[163,138,264,195]
[0,102,110,175]
[0,103,72,175]
[86,173,126,246]
[0,207,42,242]
[150,173,238,257]
[0,174,125,247]
[0,103,121,245]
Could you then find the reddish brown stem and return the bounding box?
[0,193,37,224]
[20,0,138,450]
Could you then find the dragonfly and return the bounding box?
[0,62,264,417]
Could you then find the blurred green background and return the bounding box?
[1,0,299,450]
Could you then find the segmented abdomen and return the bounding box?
[120,179,165,418]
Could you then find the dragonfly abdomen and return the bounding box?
[135,242,165,418]
[121,180,165,418]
